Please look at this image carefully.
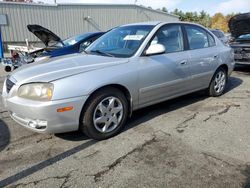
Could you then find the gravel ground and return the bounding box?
[0,65,250,188]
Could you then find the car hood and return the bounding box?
[229,13,250,38]
[27,24,62,47]
[10,54,129,84]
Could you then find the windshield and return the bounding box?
[236,34,250,41]
[53,34,89,47]
[63,34,89,46]
[86,25,154,58]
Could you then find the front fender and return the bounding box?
[51,62,139,107]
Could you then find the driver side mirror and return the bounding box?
[145,44,165,56]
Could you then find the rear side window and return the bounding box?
[151,24,184,53]
[211,30,221,38]
[207,33,216,47]
[218,31,225,38]
[185,25,209,50]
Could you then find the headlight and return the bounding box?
[18,83,54,101]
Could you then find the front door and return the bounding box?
[138,24,191,107]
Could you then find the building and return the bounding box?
[0,1,179,48]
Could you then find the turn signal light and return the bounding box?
[57,106,74,112]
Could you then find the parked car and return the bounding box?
[2,24,104,71]
[2,22,235,140]
[229,13,250,65]
[210,29,229,44]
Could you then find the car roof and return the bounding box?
[121,21,163,27]
[120,21,209,29]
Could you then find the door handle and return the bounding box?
[214,55,219,59]
[180,60,188,65]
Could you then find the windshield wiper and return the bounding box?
[90,50,114,57]
[82,50,89,54]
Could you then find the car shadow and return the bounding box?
[55,130,89,141]
[125,92,206,132]
[224,76,243,93]
[125,76,243,131]
[234,64,250,75]
[0,119,10,152]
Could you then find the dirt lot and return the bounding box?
[0,65,250,188]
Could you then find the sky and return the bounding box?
[34,0,250,15]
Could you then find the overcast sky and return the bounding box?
[33,0,250,15]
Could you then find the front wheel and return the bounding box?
[79,87,129,140]
[207,67,228,97]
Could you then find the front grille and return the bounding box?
[6,78,15,93]
[234,47,250,61]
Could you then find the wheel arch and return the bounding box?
[219,64,228,75]
[209,64,229,84]
[80,84,133,125]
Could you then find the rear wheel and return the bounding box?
[207,67,227,97]
[79,87,128,140]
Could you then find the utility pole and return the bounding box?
[54,0,57,4]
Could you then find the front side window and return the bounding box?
[87,25,154,58]
[151,24,184,53]
[185,25,209,50]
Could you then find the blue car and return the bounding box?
[3,25,104,71]
[27,24,104,61]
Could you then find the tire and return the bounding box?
[207,67,228,97]
[4,66,12,72]
[79,87,129,140]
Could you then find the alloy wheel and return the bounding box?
[214,71,226,93]
[93,97,124,133]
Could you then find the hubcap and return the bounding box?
[214,71,226,93]
[93,97,123,133]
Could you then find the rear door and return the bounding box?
[184,25,218,90]
[138,24,191,107]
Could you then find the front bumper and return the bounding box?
[235,60,250,65]
[2,85,88,133]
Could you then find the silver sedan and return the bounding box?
[1,21,235,140]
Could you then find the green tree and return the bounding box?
[170,9,211,28]
[172,8,185,20]
[162,7,168,13]
[198,10,211,28]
